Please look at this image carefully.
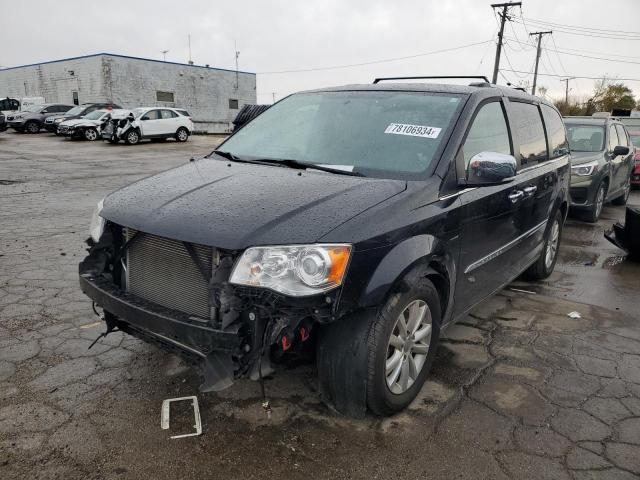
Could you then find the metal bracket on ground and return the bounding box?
[161,396,202,439]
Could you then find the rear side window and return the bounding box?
[57,105,73,113]
[462,101,511,167]
[509,101,548,167]
[615,124,629,147]
[176,109,190,117]
[161,109,178,119]
[608,125,620,151]
[541,105,568,159]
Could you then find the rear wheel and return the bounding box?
[25,121,40,134]
[175,127,189,142]
[124,129,140,145]
[524,210,563,280]
[612,179,631,205]
[83,128,98,141]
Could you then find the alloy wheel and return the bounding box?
[545,218,560,269]
[385,300,432,395]
[177,129,188,141]
[595,185,605,219]
[84,129,97,141]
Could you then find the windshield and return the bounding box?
[566,124,605,152]
[65,106,84,116]
[218,91,464,179]
[23,104,44,113]
[84,110,106,120]
[630,134,640,148]
[132,108,146,118]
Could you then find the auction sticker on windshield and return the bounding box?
[384,123,441,139]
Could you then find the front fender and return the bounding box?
[353,235,457,321]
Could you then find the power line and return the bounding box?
[256,39,494,74]
[512,18,640,40]
[520,16,640,36]
[500,69,640,82]
[550,34,569,77]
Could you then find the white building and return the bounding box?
[0,53,257,133]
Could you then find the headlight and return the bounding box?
[229,244,351,296]
[571,161,598,176]
[54,118,64,123]
[89,198,105,242]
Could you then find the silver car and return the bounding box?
[6,103,74,133]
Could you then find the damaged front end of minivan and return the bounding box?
[79,220,344,392]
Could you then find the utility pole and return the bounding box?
[188,34,193,65]
[529,31,552,95]
[235,41,240,91]
[560,77,575,104]
[272,92,276,103]
[161,50,169,61]
[491,2,521,84]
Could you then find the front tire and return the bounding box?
[25,121,40,134]
[366,276,441,416]
[524,210,563,280]
[83,128,98,141]
[175,127,189,142]
[585,181,607,223]
[124,129,140,145]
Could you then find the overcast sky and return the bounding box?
[1,0,639,103]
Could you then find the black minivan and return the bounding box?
[79,79,570,417]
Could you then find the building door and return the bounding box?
[72,91,79,105]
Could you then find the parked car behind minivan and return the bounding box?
[6,103,74,133]
[564,117,633,222]
[45,102,121,133]
[79,79,570,417]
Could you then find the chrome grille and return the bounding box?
[125,228,212,319]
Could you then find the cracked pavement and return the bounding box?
[1,132,640,479]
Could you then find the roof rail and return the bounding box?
[373,75,491,84]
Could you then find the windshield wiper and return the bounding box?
[210,151,364,177]
[257,158,365,177]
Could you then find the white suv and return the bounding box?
[123,107,194,144]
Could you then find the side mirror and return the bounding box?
[466,152,517,185]
[613,145,630,156]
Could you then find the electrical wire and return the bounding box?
[500,69,640,82]
[257,39,494,74]
[512,18,640,41]
[520,16,640,36]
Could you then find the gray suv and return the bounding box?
[565,117,634,222]
[6,103,74,133]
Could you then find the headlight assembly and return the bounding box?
[229,244,351,296]
[89,198,105,242]
[571,161,598,176]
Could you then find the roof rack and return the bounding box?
[373,75,491,84]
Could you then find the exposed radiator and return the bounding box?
[125,228,212,319]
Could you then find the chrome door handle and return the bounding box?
[508,190,524,203]
[523,185,537,196]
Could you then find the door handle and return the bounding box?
[523,185,537,196]
[508,190,524,203]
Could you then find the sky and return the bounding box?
[1,0,639,104]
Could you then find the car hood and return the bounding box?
[101,159,407,250]
[61,118,99,127]
[570,151,602,166]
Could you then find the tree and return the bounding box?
[586,79,636,113]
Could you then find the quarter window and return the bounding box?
[615,124,629,147]
[509,101,548,166]
[462,101,511,167]
[161,109,178,119]
[541,104,569,159]
[608,125,619,151]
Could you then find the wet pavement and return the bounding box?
[1,132,640,479]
